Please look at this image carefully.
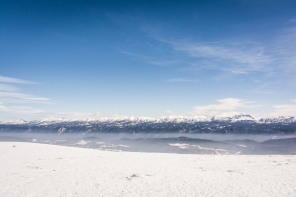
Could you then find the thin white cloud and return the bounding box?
[286,18,296,24]
[0,104,47,122]
[272,25,296,74]
[0,105,43,114]
[272,100,296,116]
[121,50,180,67]
[164,40,272,74]
[0,92,49,102]
[194,98,244,112]
[166,78,198,83]
[193,98,257,116]
[0,76,37,84]
[244,82,277,95]
[141,18,296,81]
[0,76,51,121]
[0,83,18,92]
[0,102,9,111]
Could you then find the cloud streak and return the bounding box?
[166,78,198,83]
[0,76,49,103]
[0,76,51,121]
[272,25,296,74]
[0,105,43,114]
[0,76,38,84]
[0,83,18,92]
[272,100,296,116]
[193,98,257,116]
[160,40,272,74]
[0,92,49,102]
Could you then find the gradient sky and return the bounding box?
[1,0,296,121]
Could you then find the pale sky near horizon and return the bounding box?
[1,0,296,121]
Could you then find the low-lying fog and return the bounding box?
[1,132,296,155]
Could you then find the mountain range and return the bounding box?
[1,114,296,134]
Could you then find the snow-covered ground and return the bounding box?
[1,142,296,197]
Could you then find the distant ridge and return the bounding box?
[0,114,296,134]
[1,113,295,124]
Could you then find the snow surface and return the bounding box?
[1,142,296,197]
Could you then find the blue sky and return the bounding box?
[1,0,296,121]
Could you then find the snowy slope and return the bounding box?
[1,142,296,197]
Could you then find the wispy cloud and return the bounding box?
[244,82,277,95]
[0,92,49,102]
[286,18,296,24]
[159,40,272,74]
[0,76,49,103]
[0,105,43,114]
[137,24,276,76]
[272,24,296,75]
[0,102,9,111]
[121,50,180,67]
[0,76,51,121]
[0,83,18,92]
[0,76,38,84]
[0,104,47,122]
[166,78,198,83]
[272,100,296,116]
[193,98,258,116]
